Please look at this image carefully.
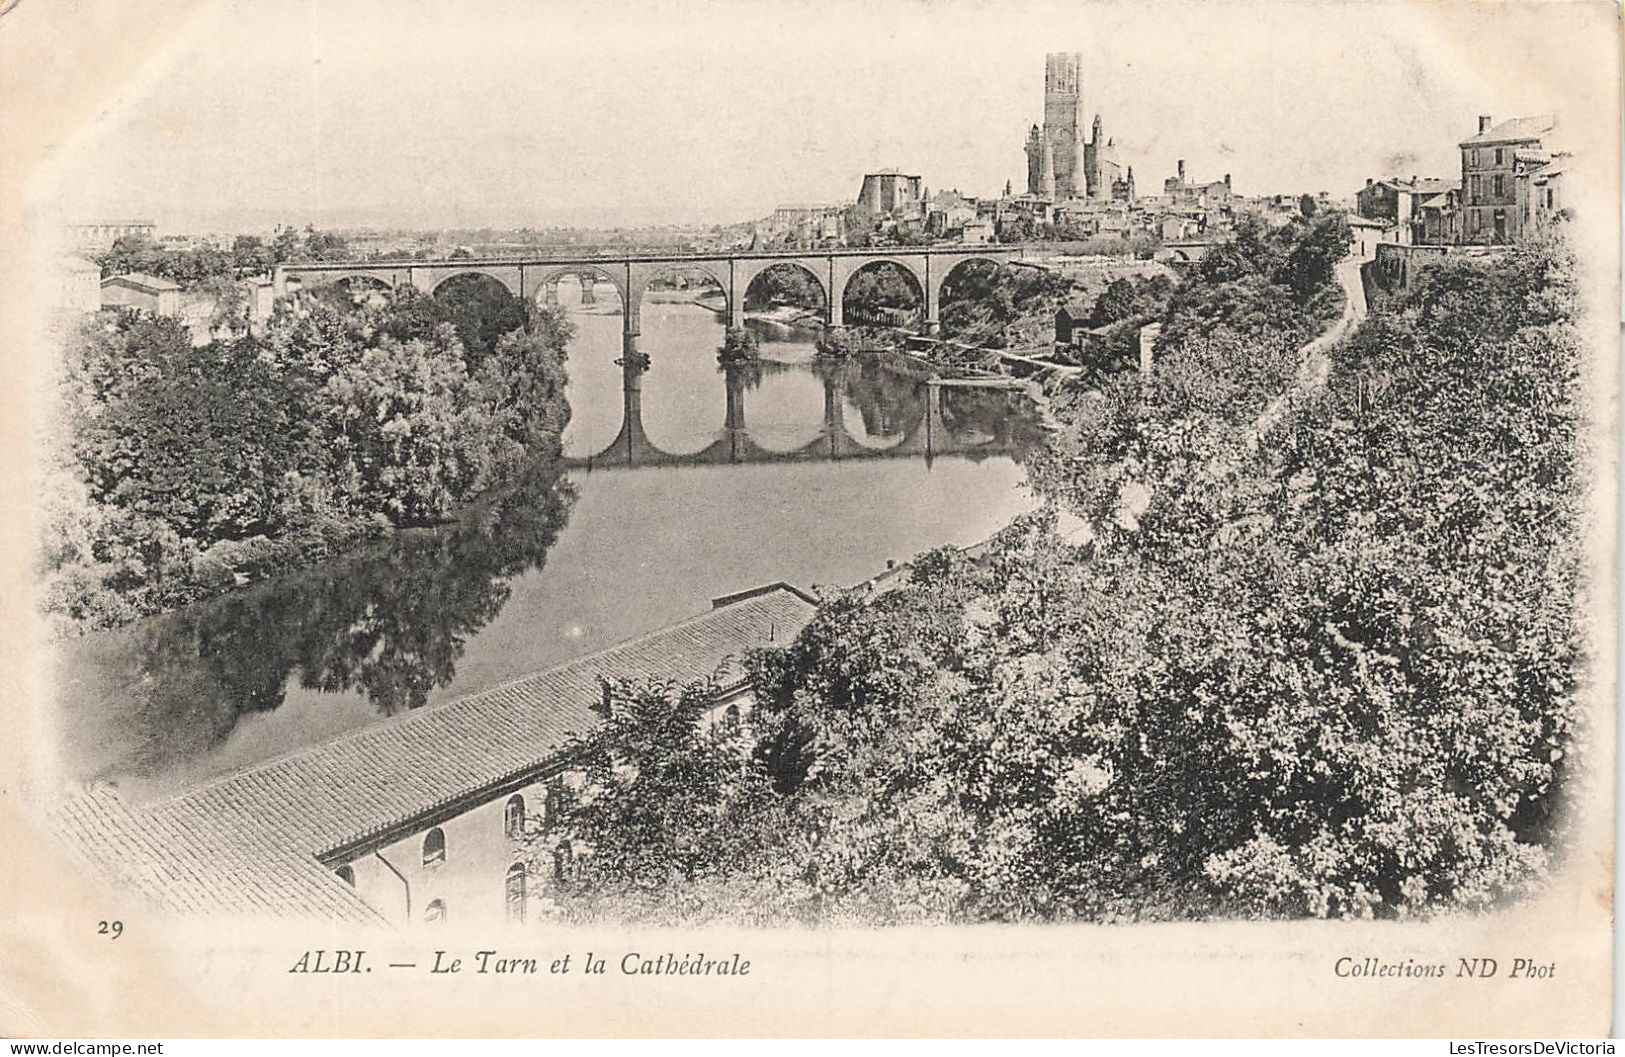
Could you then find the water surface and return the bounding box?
[56,289,1045,798]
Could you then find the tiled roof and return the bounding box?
[101,272,181,292]
[1418,192,1455,210]
[50,588,817,920]
[52,787,385,923]
[1369,178,1456,195]
[1460,115,1556,147]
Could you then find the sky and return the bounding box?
[13,0,1619,233]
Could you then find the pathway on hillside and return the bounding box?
[1114,253,1369,531]
[1246,255,1368,447]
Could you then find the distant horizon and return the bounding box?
[19,0,1602,237]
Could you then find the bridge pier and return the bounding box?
[578,272,597,305]
[821,374,852,459]
[724,365,747,433]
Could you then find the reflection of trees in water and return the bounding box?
[814,357,927,441]
[940,388,1047,456]
[90,460,576,778]
[721,358,799,392]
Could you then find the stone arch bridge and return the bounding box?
[569,358,1032,471]
[272,247,1030,337]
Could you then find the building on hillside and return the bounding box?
[1457,114,1558,243]
[99,272,181,316]
[1524,156,1570,234]
[1354,176,1457,244]
[857,170,924,217]
[1346,215,1389,259]
[246,275,278,335]
[1053,199,1131,238]
[1053,302,1096,347]
[56,257,102,312]
[50,586,819,925]
[759,203,846,248]
[1158,214,1201,241]
[1112,166,1137,204]
[1415,189,1462,245]
[925,189,980,239]
[1022,52,1128,202]
[1163,161,1234,208]
[961,218,996,245]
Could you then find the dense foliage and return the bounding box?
[532,226,1587,925]
[95,226,352,288]
[743,266,826,313]
[938,261,1076,347]
[842,263,923,325]
[1155,212,1350,350]
[42,283,572,632]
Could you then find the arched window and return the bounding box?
[544,781,564,825]
[505,864,527,924]
[335,864,355,886]
[424,899,446,923]
[505,794,525,840]
[422,827,446,868]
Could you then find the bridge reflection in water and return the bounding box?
[570,339,1035,471]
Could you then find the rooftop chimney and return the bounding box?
[1177,159,1186,182]
[1478,115,1493,132]
[1224,173,1231,187]
[1366,177,1374,186]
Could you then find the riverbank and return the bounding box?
[43,296,574,636]
[57,303,1047,791]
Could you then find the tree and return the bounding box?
[842,263,921,325]
[231,235,273,277]
[203,277,252,338]
[841,203,876,248]
[529,678,797,924]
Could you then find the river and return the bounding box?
[53,283,1046,799]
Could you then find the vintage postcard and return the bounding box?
[0,0,1618,1038]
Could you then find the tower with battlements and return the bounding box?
[1042,53,1085,198]
[1025,52,1125,202]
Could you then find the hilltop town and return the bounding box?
[60,52,1571,356]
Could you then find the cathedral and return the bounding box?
[1022,52,1128,202]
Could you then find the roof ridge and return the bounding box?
[137,587,812,809]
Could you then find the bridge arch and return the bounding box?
[528,264,629,315]
[740,261,828,320]
[308,273,395,307]
[424,268,519,298]
[634,263,730,325]
[839,257,925,328]
[936,255,1011,295]
[934,256,1018,334]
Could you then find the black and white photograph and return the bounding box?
[0,0,1618,1039]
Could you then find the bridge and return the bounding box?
[567,357,1036,470]
[272,246,1029,338]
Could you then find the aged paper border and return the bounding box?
[0,0,1617,1037]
